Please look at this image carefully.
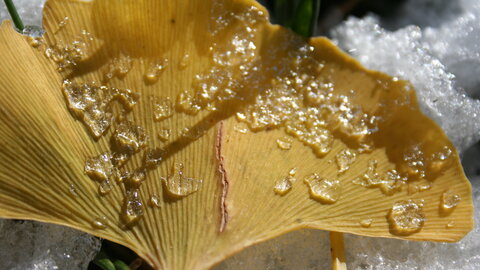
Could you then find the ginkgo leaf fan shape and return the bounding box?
[0,0,473,269]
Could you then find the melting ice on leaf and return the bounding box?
[0,0,474,269]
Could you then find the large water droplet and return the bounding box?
[440,190,460,215]
[274,176,294,195]
[162,162,202,198]
[85,153,119,183]
[113,121,148,153]
[304,174,341,204]
[62,80,139,138]
[388,200,425,235]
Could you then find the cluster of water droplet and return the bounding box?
[353,160,407,195]
[102,55,133,82]
[273,168,343,204]
[175,4,266,114]
[62,80,139,138]
[153,97,174,121]
[44,18,94,72]
[43,2,462,236]
[84,152,120,195]
[175,3,378,160]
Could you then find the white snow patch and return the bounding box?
[0,220,101,270]
[331,0,480,152]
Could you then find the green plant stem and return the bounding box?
[4,0,24,31]
[113,260,131,270]
[93,258,116,270]
[291,0,321,37]
[267,0,321,38]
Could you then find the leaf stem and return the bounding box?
[330,231,347,270]
[4,0,24,31]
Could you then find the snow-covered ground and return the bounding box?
[1,0,480,269]
[0,220,101,270]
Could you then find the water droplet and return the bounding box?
[58,16,69,29]
[45,36,89,71]
[69,184,78,197]
[440,190,460,215]
[123,189,144,226]
[62,80,139,138]
[276,137,293,150]
[98,180,114,195]
[234,125,248,134]
[103,55,133,81]
[179,54,190,69]
[113,121,148,153]
[85,153,119,183]
[153,97,174,121]
[144,148,165,169]
[144,59,168,83]
[148,194,161,208]
[402,144,427,178]
[157,128,172,142]
[236,112,247,121]
[162,162,202,198]
[353,160,407,195]
[22,25,44,38]
[176,91,201,115]
[125,170,146,188]
[112,152,130,167]
[428,146,453,174]
[274,176,293,195]
[24,26,44,48]
[388,200,425,235]
[181,126,206,140]
[335,149,357,174]
[446,221,455,229]
[92,216,108,229]
[304,174,341,204]
[360,218,373,228]
[285,121,333,156]
[28,37,43,48]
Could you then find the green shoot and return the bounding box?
[4,0,24,31]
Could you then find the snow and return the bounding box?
[331,0,480,152]
[0,220,101,270]
[0,0,44,27]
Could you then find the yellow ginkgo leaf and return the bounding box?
[0,0,473,269]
